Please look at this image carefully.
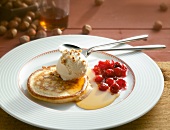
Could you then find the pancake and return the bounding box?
[27,65,92,103]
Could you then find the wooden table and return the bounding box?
[0,0,170,129]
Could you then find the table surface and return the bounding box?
[0,0,170,130]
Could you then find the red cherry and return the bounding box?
[94,75,103,82]
[114,67,122,77]
[98,83,109,91]
[121,69,127,77]
[106,78,115,86]
[105,60,114,69]
[110,83,120,94]
[93,60,128,93]
[105,69,115,77]
[93,65,101,75]
[110,60,115,68]
[121,64,127,70]
[116,79,126,89]
[98,61,106,70]
[114,62,122,68]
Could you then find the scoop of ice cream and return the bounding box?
[57,49,88,80]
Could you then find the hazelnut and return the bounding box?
[26,11,35,19]
[52,28,62,35]
[27,28,36,37]
[82,24,92,34]
[19,21,30,31]
[23,16,32,23]
[95,0,104,6]
[29,23,37,30]
[0,26,7,36]
[19,2,28,8]
[0,21,8,27]
[19,35,30,44]
[153,20,163,31]
[6,28,17,39]
[36,30,47,39]
[13,17,22,23]
[8,20,19,29]
[160,3,168,12]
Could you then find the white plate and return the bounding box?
[0,35,164,130]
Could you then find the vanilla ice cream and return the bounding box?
[56,49,88,80]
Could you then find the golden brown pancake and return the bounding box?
[27,65,91,103]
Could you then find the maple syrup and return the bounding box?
[39,7,69,30]
[76,84,119,110]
